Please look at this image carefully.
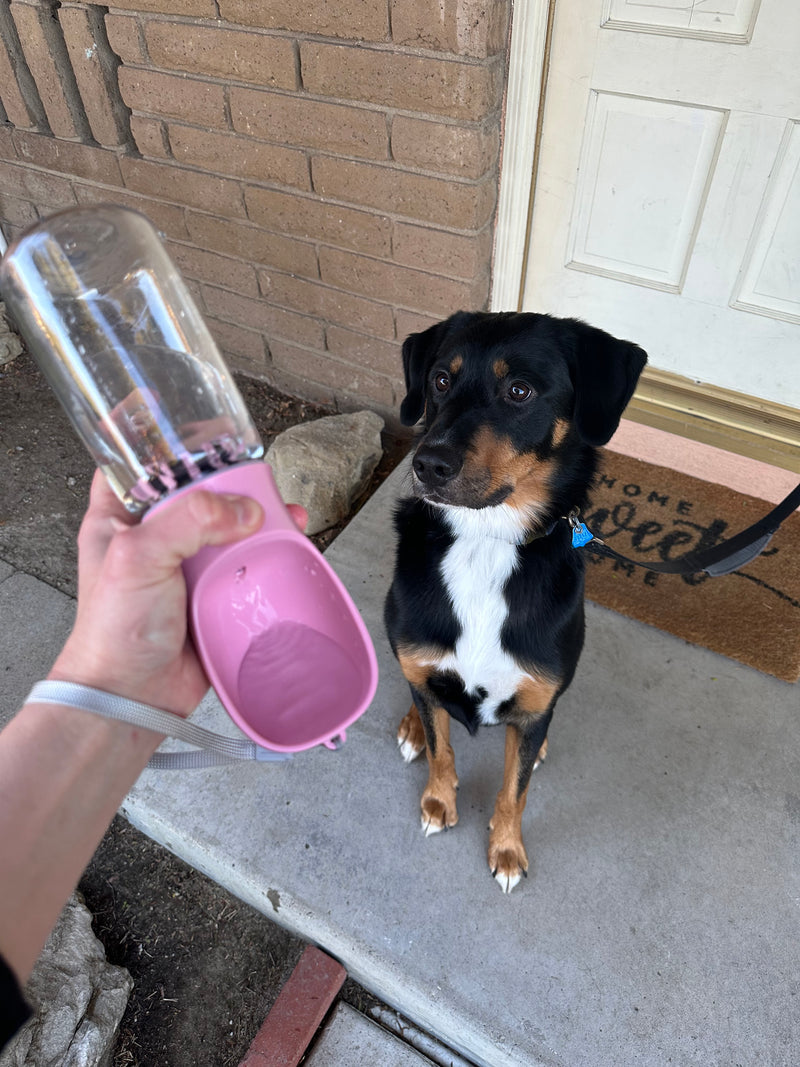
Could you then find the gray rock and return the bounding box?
[0,894,132,1067]
[0,303,23,366]
[265,410,384,535]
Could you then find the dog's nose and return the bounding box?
[412,444,462,487]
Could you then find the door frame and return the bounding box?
[492,0,800,473]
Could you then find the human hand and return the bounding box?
[50,471,307,716]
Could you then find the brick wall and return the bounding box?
[0,0,509,421]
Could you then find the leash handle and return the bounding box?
[25,681,293,769]
[575,480,800,577]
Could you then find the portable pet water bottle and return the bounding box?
[0,204,378,754]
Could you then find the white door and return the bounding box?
[517,0,800,408]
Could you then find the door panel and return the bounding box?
[568,92,727,291]
[603,0,761,42]
[520,0,800,407]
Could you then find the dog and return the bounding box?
[384,311,647,892]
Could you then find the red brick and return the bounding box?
[121,156,246,217]
[219,0,388,41]
[326,324,402,378]
[104,14,145,65]
[267,364,336,408]
[312,156,497,229]
[391,116,499,179]
[230,88,388,161]
[300,42,503,122]
[0,191,38,229]
[131,115,170,158]
[391,0,509,58]
[13,130,123,186]
[10,1,85,139]
[201,284,325,348]
[392,221,493,280]
[185,210,318,277]
[245,186,391,257]
[259,269,395,339]
[118,67,227,127]
[144,21,297,90]
[395,308,441,339]
[0,125,18,162]
[0,160,76,209]
[271,338,396,408]
[167,240,259,295]
[74,183,190,240]
[0,39,34,128]
[206,317,267,372]
[319,245,486,317]
[59,5,127,146]
[102,0,215,14]
[169,125,309,191]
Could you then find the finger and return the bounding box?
[75,472,136,596]
[286,503,308,532]
[105,490,264,584]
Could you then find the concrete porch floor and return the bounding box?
[1,459,798,1066]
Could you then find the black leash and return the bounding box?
[567,481,800,577]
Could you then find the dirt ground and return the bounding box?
[0,352,407,1066]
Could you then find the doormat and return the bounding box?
[583,451,800,682]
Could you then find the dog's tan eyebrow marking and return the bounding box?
[449,355,463,375]
[493,359,509,379]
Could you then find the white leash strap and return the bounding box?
[26,681,291,769]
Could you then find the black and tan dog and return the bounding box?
[384,311,646,892]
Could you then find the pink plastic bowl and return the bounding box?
[148,463,378,752]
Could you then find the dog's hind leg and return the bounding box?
[492,704,554,887]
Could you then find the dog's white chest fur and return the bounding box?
[436,505,528,724]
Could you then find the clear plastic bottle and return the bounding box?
[0,204,263,513]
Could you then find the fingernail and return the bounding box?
[229,496,261,527]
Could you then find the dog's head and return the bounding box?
[399,311,646,520]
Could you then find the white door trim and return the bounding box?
[491,0,553,312]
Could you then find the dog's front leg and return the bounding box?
[410,692,459,836]
[489,710,552,893]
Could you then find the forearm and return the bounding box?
[0,700,162,983]
[0,482,265,985]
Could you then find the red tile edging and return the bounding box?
[238,945,347,1067]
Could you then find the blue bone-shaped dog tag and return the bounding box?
[571,521,595,549]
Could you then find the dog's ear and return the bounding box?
[399,311,473,426]
[566,320,647,446]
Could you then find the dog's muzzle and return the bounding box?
[412,442,463,491]
[411,441,509,509]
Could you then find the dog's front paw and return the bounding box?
[488,827,529,893]
[397,706,426,763]
[421,786,458,837]
[489,848,528,893]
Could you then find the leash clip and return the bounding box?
[566,508,601,550]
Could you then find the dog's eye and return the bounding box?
[434,372,450,393]
[508,381,534,403]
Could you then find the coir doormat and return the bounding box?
[583,451,800,682]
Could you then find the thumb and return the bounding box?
[109,491,264,580]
